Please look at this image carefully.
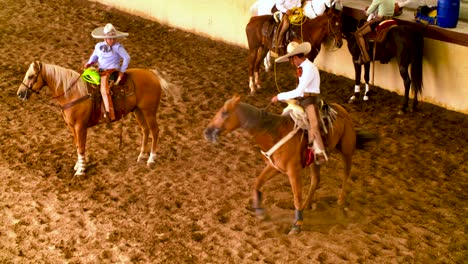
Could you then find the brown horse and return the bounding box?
[17,61,171,176]
[204,95,377,234]
[245,5,343,94]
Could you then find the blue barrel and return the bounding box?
[437,0,460,28]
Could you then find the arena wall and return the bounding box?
[91,0,468,113]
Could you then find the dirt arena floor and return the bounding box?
[0,0,467,263]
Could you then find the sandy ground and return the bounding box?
[0,0,467,263]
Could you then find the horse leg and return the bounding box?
[144,110,160,167]
[399,64,411,114]
[363,62,372,101]
[253,165,279,219]
[349,62,362,103]
[302,164,320,211]
[252,46,269,92]
[133,109,150,163]
[248,49,258,94]
[73,124,88,176]
[412,87,419,111]
[287,169,304,235]
[263,51,272,72]
[338,153,352,207]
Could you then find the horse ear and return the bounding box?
[33,61,41,72]
[232,94,241,104]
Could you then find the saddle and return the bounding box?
[83,69,134,127]
[261,17,295,54]
[368,19,398,44]
[282,99,337,167]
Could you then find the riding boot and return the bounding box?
[100,75,116,122]
[305,104,328,165]
[275,15,289,54]
[355,30,371,64]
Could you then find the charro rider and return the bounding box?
[84,23,130,121]
[273,0,302,53]
[271,41,327,165]
[355,0,394,64]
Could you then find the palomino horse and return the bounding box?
[342,14,424,114]
[17,61,170,176]
[204,95,377,234]
[245,5,343,94]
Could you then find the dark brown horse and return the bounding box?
[17,61,172,176]
[245,5,343,94]
[342,14,424,113]
[204,95,377,234]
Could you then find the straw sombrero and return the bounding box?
[275,41,312,63]
[91,23,129,39]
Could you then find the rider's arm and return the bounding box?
[277,65,314,100]
[115,43,131,72]
[275,0,288,13]
[86,43,100,65]
[366,0,381,16]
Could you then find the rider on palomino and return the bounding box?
[85,23,130,121]
[355,0,394,64]
[271,41,328,165]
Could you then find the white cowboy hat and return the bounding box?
[91,23,129,39]
[275,41,312,63]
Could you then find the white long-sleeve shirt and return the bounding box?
[366,0,395,17]
[275,0,301,13]
[277,59,320,101]
[87,41,130,72]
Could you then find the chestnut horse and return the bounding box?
[204,95,377,234]
[17,61,171,176]
[342,14,424,113]
[245,5,343,94]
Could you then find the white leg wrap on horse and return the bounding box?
[147,152,157,165]
[354,85,360,93]
[249,77,255,92]
[264,52,271,72]
[254,72,261,89]
[74,154,86,176]
[363,84,371,101]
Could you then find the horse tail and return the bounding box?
[411,31,424,96]
[355,129,379,149]
[150,69,182,103]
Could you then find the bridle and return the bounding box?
[327,13,343,48]
[20,61,82,100]
[21,62,43,97]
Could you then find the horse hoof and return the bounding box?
[348,96,356,104]
[288,225,302,235]
[147,161,156,169]
[363,95,369,101]
[255,208,265,219]
[137,154,148,163]
[74,170,85,177]
[398,109,405,115]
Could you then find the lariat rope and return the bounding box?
[273,7,306,94]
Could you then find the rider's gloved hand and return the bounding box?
[84,62,94,69]
[115,71,124,85]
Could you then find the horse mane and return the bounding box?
[43,63,88,97]
[237,102,292,134]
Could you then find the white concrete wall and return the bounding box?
[91,0,468,113]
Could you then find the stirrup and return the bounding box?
[314,148,328,165]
